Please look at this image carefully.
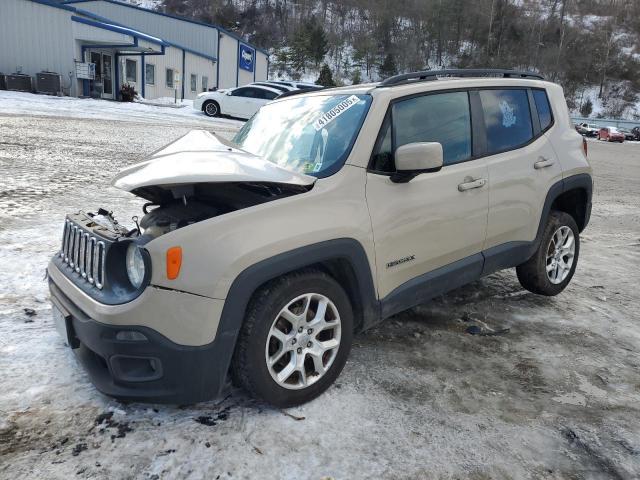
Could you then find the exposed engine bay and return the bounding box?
[88,181,312,240]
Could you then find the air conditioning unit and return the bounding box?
[6,73,32,92]
[0,74,6,90]
[36,71,63,95]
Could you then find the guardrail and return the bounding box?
[571,116,639,130]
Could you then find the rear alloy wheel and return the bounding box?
[545,226,576,285]
[516,211,580,296]
[231,270,353,407]
[203,101,219,117]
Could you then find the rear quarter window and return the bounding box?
[533,89,553,131]
[480,89,533,154]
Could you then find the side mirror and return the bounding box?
[391,142,443,183]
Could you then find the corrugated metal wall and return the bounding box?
[126,47,216,101]
[0,0,78,95]
[218,33,238,89]
[75,0,268,90]
[72,1,218,61]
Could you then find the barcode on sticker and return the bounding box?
[313,95,360,131]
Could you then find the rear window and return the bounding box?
[533,89,553,131]
[480,89,533,154]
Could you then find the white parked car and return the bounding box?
[194,84,281,119]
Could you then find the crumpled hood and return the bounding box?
[112,130,316,192]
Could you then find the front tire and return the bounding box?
[516,211,580,296]
[203,100,220,117]
[231,269,354,407]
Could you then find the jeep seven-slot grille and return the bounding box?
[59,219,106,289]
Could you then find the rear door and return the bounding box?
[366,90,489,300]
[481,88,563,257]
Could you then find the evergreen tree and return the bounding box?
[379,53,397,79]
[307,18,329,67]
[580,97,593,117]
[316,64,335,87]
[351,69,362,85]
[290,28,309,72]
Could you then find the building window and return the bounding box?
[125,59,137,83]
[166,68,174,89]
[145,63,155,86]
[190,74,197,92]
[202,76,208,92]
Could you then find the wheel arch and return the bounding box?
[211,238,379,393]
[553,173,593,232]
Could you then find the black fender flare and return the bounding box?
[482,173,592,276]
[210,238,379,395]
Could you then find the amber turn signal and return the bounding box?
[166,246,182,280]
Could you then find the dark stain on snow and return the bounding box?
[94,411,133,441]
[561,427,627,480]
[194,406,232,427]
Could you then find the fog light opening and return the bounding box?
[115,330,148,342]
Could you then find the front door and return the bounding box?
[88,52,114,99]
[102,53,113,99]
[366,90,489,300]
[89,52,102,98]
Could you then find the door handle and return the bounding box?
[458,178,486,192]
[534,157,555,169]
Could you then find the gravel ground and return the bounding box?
[0,99,639,480]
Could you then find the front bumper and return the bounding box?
[48,261,231,404]
[193,96,204,111]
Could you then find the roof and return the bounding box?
[62,0,270,56]
[71,15,168,46]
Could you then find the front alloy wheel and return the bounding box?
[203,101,219,117]
[266,293,341,390]
[231,269,353,407]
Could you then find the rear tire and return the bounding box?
[203,100,220,117]
[516,211,580,296]
[231,269,353,407]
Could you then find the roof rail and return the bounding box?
[378,69,544,87]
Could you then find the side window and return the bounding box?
[370,115,393,172]
[145,64,155,85]
[166,68,174,89]
[480,89,533,154]
[232,87,255,97]
[125,59,137,83]
[393,91,472,166]
[533,89,553,131]
[261,90,278,100]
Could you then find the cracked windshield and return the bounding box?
[232,94,371,176]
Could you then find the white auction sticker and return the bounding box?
[313,95,360,131]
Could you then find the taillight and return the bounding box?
[582,137,588,158]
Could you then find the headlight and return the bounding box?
[126,243,146,288]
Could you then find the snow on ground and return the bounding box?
[1,97,640,479]
[0,91,243,130]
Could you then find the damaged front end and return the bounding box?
[52,130,315,302]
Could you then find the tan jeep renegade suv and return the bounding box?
[48,69,592,407]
